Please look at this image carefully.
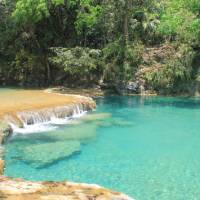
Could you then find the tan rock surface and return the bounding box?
[0,177,133,200]
[0,89,96,121]
[0,122,12,144]
[0,160,4,175]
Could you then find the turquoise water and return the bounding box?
[4,96,200,200]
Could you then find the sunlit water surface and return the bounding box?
[4,96,200,200]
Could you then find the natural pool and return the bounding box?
[4,96,200,200]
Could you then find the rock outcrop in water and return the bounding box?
[0,122,12,175]
[0,176,133,200]
[0,122,12,145]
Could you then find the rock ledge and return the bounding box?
[0,176,133,200]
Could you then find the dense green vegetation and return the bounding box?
[0,0,199,94]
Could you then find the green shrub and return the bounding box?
[103,39,144,84]
[49,47,103,85]
[144,44,194,93]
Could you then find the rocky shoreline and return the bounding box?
[0,176,133,200]
[0,122,11,175]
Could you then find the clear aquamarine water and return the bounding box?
[4,96,200,200]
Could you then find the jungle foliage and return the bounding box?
[0,0,200,94]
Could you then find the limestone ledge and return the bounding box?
[0,89,96,127]
[0,176,133,200]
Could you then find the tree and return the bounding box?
[157,0,200,44]
[12,0,64,25]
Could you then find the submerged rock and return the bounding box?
[81,113,112,122]
[0,176,134,200]
[80,114,132,128]
[22,141,80,168]
[100,117,133,128]
[5,123,98,169]
[47,123,98,141]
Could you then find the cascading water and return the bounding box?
[73,105,87,118]
[9,104,88,134]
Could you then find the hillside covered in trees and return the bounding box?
[0,0,200,95]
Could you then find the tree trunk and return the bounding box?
[122,0,133,83]
[123,0,132,46]
[124,13,129,45]
[45,55,51,85]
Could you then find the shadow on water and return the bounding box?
[22,150,82,169]
[7,134,57,146]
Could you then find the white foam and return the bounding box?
[50,117,71,125]
[10,122,58,135]
[10,107,87,135]
[72,105,87,118]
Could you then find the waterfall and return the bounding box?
[73,104,86,118]
[9,103,88,134]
